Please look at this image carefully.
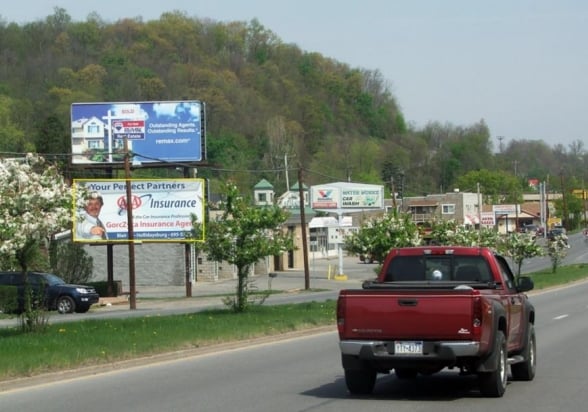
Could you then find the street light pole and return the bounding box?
[560,169,568,230]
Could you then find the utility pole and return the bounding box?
[298,166,310,290]
[477,182,482,242]
[545,175,550,228]
[283,153,296,192]
[123,136,137,310]
[583,180,587,226]
[284,153,290,191]
[560,169,568,230]
[390,176,396,209]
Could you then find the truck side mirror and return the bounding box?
[517,276,534,292]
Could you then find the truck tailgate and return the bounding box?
[339,289,477,340]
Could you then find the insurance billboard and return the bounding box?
[73,178,205,243]
[71,101,205,165]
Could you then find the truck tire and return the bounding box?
[478,331,508,397]
[344,367,376,395]
[511,323,536,381]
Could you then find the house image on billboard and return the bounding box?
[71,116,126,163]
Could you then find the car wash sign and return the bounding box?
[310,182,384,212]
[71,101,205,165]
[73,178,205,243]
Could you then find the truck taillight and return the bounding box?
[472,290,482,339]
[336,295,345,338]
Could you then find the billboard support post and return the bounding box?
[124,136,137,310]
[184,166,193,298]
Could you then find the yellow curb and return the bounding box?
[333,274,348,281]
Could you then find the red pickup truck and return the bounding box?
[337,246,536,397]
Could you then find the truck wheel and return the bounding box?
[344,368,376,395]
[57,296,76,314]
[394,368,418,379]
[511,323,536,381]
[479,331,508,397]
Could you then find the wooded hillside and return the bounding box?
[0,8,585,198]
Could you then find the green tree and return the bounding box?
[455,169,523,204]
[197,182,294,312]
[0,154,71,331]
[0,95,31,153]
[34,115,68,160]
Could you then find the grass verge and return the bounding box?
[0,300,336,382]
[526,263,588,290]
[0,263,587,383]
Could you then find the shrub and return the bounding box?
[49,241,93,284]
[0,285,18,313]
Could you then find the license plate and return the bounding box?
[394,341,423,355]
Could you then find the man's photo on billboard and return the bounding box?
[76,191,108,240]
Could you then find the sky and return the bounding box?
[2,1,587,150]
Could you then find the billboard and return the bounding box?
[73,178,205,243]
[310,182,384,211]
[71,101,205,165]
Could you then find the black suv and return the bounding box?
[0,272,99,314]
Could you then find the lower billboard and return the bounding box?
[73,178,205,243]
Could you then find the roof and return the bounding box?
[253,179,273,190]
[520,202,541,218]
[290,182,308,190]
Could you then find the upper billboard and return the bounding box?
[71,101,205,165]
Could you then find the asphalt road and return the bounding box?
[1,278,588,411]
[521,231,588,273]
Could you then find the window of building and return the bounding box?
[257,193,267,203]
[87,124,101,134]
[442,204,455,214]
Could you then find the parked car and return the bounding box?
[521,224,538,233]
[547,228,568,244]
[0,272,99,314]
[359,253,376,264]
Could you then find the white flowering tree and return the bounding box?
[344,212,421,264]
[497,232,544,277]
[546,234,570,273]
[424,219,501,247]
[0,154,71,330]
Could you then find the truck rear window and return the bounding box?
[384,256,492,282]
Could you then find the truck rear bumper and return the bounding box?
[340,340,480,362]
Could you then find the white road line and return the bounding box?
[554,314,569,320]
